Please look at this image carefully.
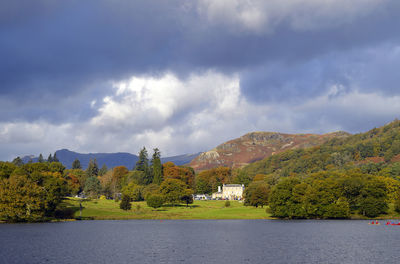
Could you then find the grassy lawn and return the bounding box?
[61,198,272,220]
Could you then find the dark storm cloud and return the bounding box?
[1,0,400,123]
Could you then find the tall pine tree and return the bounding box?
[86,159,99,178]
[135,147,151,184]
[38,154,44,163]
[151,148,162,185]
[53,152,59,162]
[47,154,53,162]
[72,159,82,169]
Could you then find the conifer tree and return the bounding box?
[151,148,162,185]
[99,164,108,176]
[72,159,82,169]
[12,157,24,167]
[38,154,44,163]
[119,194,132,210]
[53,152,59,162]
[135,147,151,184]
[86,159,99,178]
[47,154,53,162]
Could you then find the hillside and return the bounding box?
[189,131,350,171]
[22,149,200,169]
[242,119,400,178]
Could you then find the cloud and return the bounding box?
[1,0,400,160]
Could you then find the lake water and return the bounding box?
[1,220,399,264]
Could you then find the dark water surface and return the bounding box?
[1,220,399,264]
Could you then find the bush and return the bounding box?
[119,194,131,210]
[146,194,164,209]
[225,201,231,207]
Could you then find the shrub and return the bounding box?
[119,194,131,210]
[146,194,165,209]
[225,201,231,207]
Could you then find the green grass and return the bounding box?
[61,198,272,220]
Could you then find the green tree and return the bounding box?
[38,154,44,163]
[47,154,53,163]
[135,147,151,184]
[86,159,99,178]
[99,164,108,176]
[119,194,132,210]
[151,148,162,185]
[12,157,24,167]
[181,189,194,207]
[53,152,59,162]
[84,177,101,198]
[146,194,164,209]
[122,182,144,201]
[159,178,187,205]
[245,182,270,208]
[72,159,82,170]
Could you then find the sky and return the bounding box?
[1,0,400,161]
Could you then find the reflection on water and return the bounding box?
[1,220,400,264]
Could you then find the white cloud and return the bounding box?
[1,71,399,161]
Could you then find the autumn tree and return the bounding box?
[0,175,46,222]
[163,162,195,189]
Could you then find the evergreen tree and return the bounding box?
[135,147,150,184]
[99,164,108,176]
[38,154,44,163]
[151,148,162,185]
[86,159,99,178]
[47,154,53,163]
[53,152,59,162]
[72,159,82,169]
[84,176,101,198]
[119,194,132,210]
[12,157,24,167]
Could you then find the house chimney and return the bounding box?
[218,186,221,193]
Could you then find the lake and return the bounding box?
[1,220,399,264]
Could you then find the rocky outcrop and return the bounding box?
[189,131,350,171]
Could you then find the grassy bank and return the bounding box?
[61,198,272,220]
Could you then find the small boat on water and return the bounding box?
[386,222,400,226]
[369,221,380,225]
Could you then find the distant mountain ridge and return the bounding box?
[189,131,350,171]
[22,149,200,169]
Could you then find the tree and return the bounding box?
[0,175,46,222]
[84,177,101,198]
[135,147,151,184]
[53,152,59,162]
[245,182,270,208]
[12,157,24,167]
[111,166,129,198]
[146,194,164,209]
[122,183,144,201]
[159,178,187,205]
[47,154,53,163]
[119,194,132,210]
[163,162,195,189]
[99,164,108,176]
[181,189,194,207]
[38,154,44,163]
[72,159,82,170]
[86,159,99,178]
[151,148,163,185]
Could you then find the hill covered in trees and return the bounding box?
[21,149,200,169]
[190,131,349,171]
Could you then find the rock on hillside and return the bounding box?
[189,131,350,171]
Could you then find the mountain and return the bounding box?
[242,119,400,178]
[22,149,200,169]
[189,131,350,171]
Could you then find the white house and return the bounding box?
[212,184,245,200]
